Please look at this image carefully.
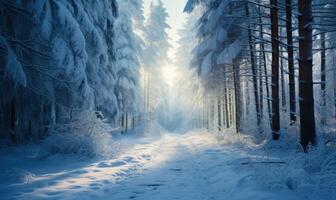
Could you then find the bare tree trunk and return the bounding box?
[211,98,215,130]
[222,95,226,128]
[258,51,264,120]
[224,87,230,128]
[121,113,125,134]
[280,48,287,111]
[270,0,280,140]
[233,59,241,133]
[258,7,272,126]
[217,96,222,131]
[125,113,127,133]
[245,2,261,129]
[245,81,250,116]
[298,0,316,151]
[286,0,297,125]
[320,32,326,125]
[228,90,232,127]
[206,98,210,130]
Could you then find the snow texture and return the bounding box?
[1,130,335,200]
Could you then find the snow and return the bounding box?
[1,129,335,200]
[183,0,200,13]
[217,40,242,65]
[201,52,213,78]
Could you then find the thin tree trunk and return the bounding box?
[211,98,215,130]
[270,0,280,140]
[206,98,210,130]
[125,113,127,133]
[233,59,241,133]
[225,88,230,128]
[217,96,222,131]
[280,48,287,111]
[298,0,316,151]
[230,90,235,127]
[245,81,250,116]
[121,113,125,134]
[258,50,264,120]
[286,0,297,125]
[258,7,272,126]
[320,32,326,125]
[222,95,226,128]
[245,2,261,129]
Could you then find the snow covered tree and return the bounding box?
[114,0,144,132]
[0,0,146,141]
[143,0,170,121]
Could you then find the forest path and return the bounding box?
[2,131,299,200]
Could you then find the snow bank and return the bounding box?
[40,111,129,159]
[216,129,336,199]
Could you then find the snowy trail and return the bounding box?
[1,132,301,200]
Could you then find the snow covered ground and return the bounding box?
[1,130,335,200]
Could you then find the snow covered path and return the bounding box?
[1,132,306,200]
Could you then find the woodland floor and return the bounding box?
[0,131,334,200]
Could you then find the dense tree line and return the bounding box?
[183,0,336,151]
[0,0,153,143]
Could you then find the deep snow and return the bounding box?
[1,130,335,200]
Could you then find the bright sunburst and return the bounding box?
[161,65,178,87]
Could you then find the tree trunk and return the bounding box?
[222,95,226,128]
[280,48,287,111]
[217,96,222,131]
[125,113,128,133]
[320,32,326,126]
[224,87,230,128]
[245,81,250,117]
[270,0,280,140]
[258,51,264,120]
[258,7,272,126]
[121,113,125,134]
[233,59,241,133]
[298,0,316,151]
[245,2,261,129]
[228,90,232,127]
[286,0,297,125]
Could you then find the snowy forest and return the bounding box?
[0,0,336,199]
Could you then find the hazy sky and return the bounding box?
[144,0,188,60]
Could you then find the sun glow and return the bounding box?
[161,65,179,87]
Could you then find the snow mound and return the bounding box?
[40,111,128,159]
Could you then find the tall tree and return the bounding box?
[245,2,261,131]
[270,0,280,140]
[298,0,316,151]
[285,0,297,125]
